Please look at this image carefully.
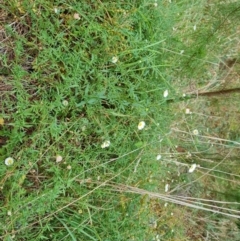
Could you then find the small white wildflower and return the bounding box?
[165,183,169,192]
[73,13,80,20]
[7,210,12,216]
[62,100,69,107]
[182,93,186,97]
[138,121,146,130]
[56,155,63,163]
[193,25,197,31]
[193,129,199,135]
[164,203,168,207]
[171,212,174,216]
[111,56,118,64]
[101,140,110,148]
[153,2,158,7]
[54,8,59,14]
[189,163,197,173]
[185,108,191,114]
[163,89,169,98]
[67,165,72,170]
[156,154,162,160]
[5,157,14,166]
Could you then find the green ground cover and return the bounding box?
[1,0,240,240]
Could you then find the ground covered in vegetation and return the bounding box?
[1,1,240,240]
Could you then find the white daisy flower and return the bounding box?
[5,157,14,166]
[56,155,63,163]
[138,121,146,130]
[156,154,162,160]
[54,8,59,14]
[101,140,110,148]
[163,89,168,98]
[111,56,118,64]
[62,100,69,107]
[185,108,191,114]
[189,163,197,173]
[165,183,169,192]
[193,129,199,135]
[73,13,80,20]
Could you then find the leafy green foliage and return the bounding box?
[1,0,240,240]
